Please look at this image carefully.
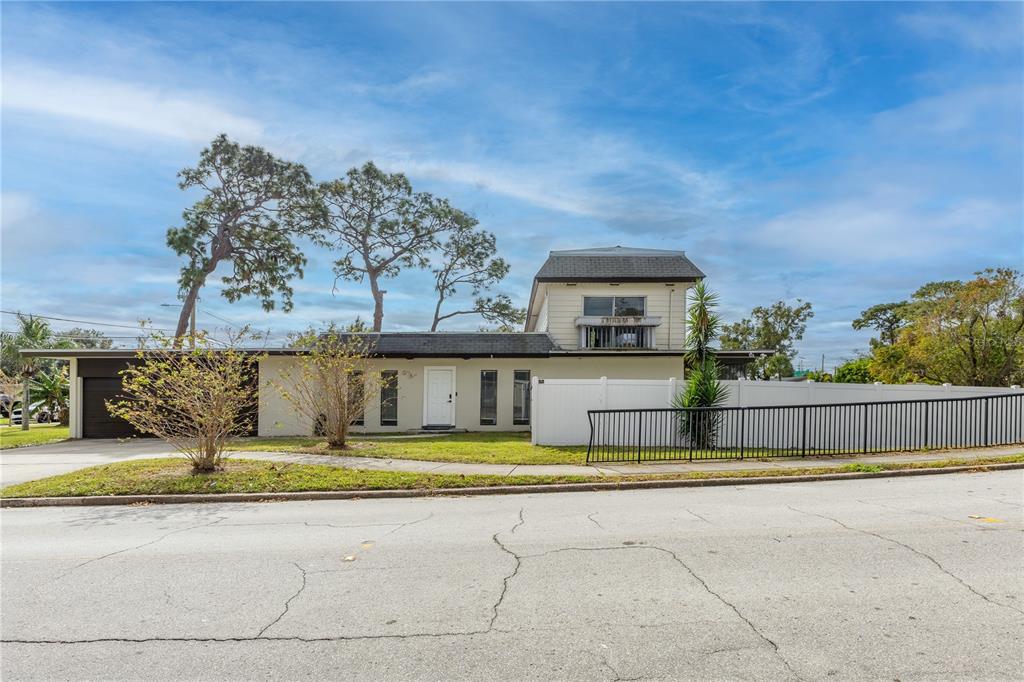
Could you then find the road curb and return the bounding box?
[2,461,1022,508]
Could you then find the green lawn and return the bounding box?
[0,458,593,497]
[225,431,589,465]
[0,423,70,449]
[1,453,1020,499]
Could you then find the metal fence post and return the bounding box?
[801,405,808,456]
[984,397,990,447]
[862,404,869,454]
[739,408,745,460]
[636,411,643,463]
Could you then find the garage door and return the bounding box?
[82,377,141,439]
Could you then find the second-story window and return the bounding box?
[583,296,646,317]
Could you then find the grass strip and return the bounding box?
[1,453,1020,499]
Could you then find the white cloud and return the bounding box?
[900,6,1024,53]
[2,65,264,143]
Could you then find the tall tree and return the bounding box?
[869,268,1024,386]
[720,300,814,379]
[430,227,524,331]
[0,315,68,430]
[852,302,909,347]
[167,135,325,344]
[317,162,475,331]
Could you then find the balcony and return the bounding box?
[576,316,661,350]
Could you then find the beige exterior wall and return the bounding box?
[258,354,683,436]
[537,282,690,350]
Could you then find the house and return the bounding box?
[24,246,767,438]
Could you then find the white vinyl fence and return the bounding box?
[530,377,1023,446]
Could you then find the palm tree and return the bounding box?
[30,367,70,426]
[672,281,729,449]
[2,315,57,430]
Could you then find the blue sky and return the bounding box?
[2,2,1021,369]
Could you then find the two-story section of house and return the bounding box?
[524,246,702,352]
[30,245,765,438]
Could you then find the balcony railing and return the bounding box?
[581,325,656,349]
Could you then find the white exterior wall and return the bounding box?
[539,282,690,350]
[258,355,684,436]
[532,378,1024,445]
[68,358,82,439]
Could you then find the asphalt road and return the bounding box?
[2,471,1022,680]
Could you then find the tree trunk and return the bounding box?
[368,273,385,332]
[430,296,444,332]
[175,281,203,345]
[21,379,29,431]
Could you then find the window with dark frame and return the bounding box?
[513,370,531,425]
[583,295,646,317]
[480,370,498,425]
[380,370,398,426]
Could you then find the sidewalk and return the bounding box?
[237,444,1023,478]
[2,438,1020,487]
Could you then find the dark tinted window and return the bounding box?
[380,370,398,426]
[583,296,613,316]
[480,370,497,425]
[513,370,530,425]
[614,296,645,316]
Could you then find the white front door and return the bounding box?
[424,368,455,426]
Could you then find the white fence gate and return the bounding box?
[530,377,1023,446]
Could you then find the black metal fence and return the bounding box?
[586,392,1024,463]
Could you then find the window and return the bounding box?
[349,371,364,426]
[583,296,613,316]
[380,370,398,426]
[513,370,531,425]
[583,296,646,317]
[480,370,497,425]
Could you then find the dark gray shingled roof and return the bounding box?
[534,246,705,282]
[339,332,559,357]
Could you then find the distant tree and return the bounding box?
[268,325,386,448]
[107,332,258,472]
[30,366,70,425]
[853,302,909,347]
[317,162,475,331]
[430,227,524,330]
[835,357,874,384]
[672,282,728,448]
[61,328,113,349]
[804,370,833,383]
[869,269,1024,386]
[720,300,814,379]
[167,135,325,344]
[0,315,71,430]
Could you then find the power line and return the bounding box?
[199,309,237,326]
[0,310,177,333]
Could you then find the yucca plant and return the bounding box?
[673,281,729,449]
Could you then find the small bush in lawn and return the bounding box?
[107,331,259,472]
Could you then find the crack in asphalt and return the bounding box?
[488,507,525,631]
[256,563,308,638]
[384,512,434,536]
[587,512,606,530]
[518,545,802,681]
[789,505,1024,616]
[856,498,977,527]
[684,508,711,524]
[55,516,227,580]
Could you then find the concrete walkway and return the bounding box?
[1,438,1020,486]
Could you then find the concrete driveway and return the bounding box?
[0,439,175,486]
[2,470,1022,680]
